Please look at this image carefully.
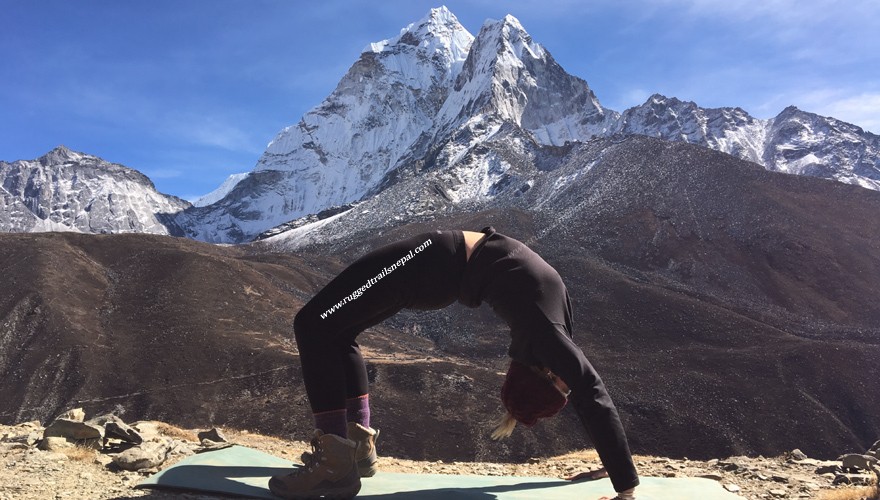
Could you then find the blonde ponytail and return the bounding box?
[490,411,517,440]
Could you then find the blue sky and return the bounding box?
[2,0,878,201]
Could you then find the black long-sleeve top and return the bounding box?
[459,226,640,493]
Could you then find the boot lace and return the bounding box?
[294,434,324,475]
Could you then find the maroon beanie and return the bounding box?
[501,360,568,427]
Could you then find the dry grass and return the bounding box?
[59,444,98,462]
[153,421,199,442]
[820,473,879,500]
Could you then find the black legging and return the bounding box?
[293,230,466,412]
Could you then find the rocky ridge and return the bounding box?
[0,146,189,235]
[0,410,877,500]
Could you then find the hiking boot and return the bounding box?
[347,422,380,477]
[301,423,380,478]
[269,430,361,499]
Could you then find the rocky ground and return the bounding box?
[0,413,877,500]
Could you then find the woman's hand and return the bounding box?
[565,466,608,481]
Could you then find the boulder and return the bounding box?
[87,414,143,444]
[131,421,161,442]
[43,418,104,441]
[839,453,879,472]
[111,441,171,471]
[814,463,840,475]
[197,427,228,443]
[38,437,74,451]
[58,408,85,422]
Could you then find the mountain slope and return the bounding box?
[0,146,190,235]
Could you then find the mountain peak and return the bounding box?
[501,13,526,31]
[366,6,471,56]
[479,13,543,60]
[39,145,85,166]
[426,5,455,23]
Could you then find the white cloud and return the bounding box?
[169,116,262,154]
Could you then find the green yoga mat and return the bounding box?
[138,445,742,499]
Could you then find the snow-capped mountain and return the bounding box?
[764,106,880,190]
[191,172,249,207]
[4,8,876,242]
[0,146,190,235]
[432,14,616,147]
[175,8,619,243]
[174,7,474,242]
[619,95,880,190]
[617,94,768,165]
[175,7,878,244]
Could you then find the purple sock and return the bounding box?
[313,409,348,438]
[346,394,371,429]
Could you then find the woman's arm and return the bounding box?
[530,326,640,494]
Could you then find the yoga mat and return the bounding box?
[138,445,742,499]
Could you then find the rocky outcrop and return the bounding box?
[2,408,237,473]
[0,146,190,235]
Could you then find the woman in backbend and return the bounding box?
[269,226,640,500]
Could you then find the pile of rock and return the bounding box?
[696,445,878,499]
[835,440,880,487]
[0,408,231,473]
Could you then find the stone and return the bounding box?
[771,474,790,483]
[723,483,741,493]
[868,439,880,456]
[38,437,74,451]
[43,419,104,441]
[197,428,227,443]
[87,414,142,444]
[58,408,85,422]
[131,421,161,441]
[719,461,743,471]
[814,463,840,475]
[769,489,787,497]
[5,432,41,447]
[839,453,879,471]
[16,420,43,430]
[832,473,876,486]
[111,441,171,471]
[697,473,724,481]
[788,449,807,461]
[196,440,234,453]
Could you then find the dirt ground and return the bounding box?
[1,421,877,500]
